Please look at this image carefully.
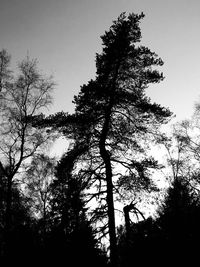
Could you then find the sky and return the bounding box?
[1,0,200,121]
[1,0,200,156]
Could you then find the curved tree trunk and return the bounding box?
[99,110,118,267]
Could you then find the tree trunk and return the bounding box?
[105,161,118,267]
[99,111,118,267]
[123,204,132,240]
[98,58,121,266]
[123,203,146,241]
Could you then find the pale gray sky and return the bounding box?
[0,0,200,122]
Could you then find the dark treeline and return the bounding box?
[0,12,200,266]
[117,178,200,266]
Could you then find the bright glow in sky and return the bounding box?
[1,0,200,123]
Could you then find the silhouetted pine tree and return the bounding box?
[32,13,173,266]
[72,13,172,265]
[39,13,172,266]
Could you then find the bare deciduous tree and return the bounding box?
[0,50,55,231]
